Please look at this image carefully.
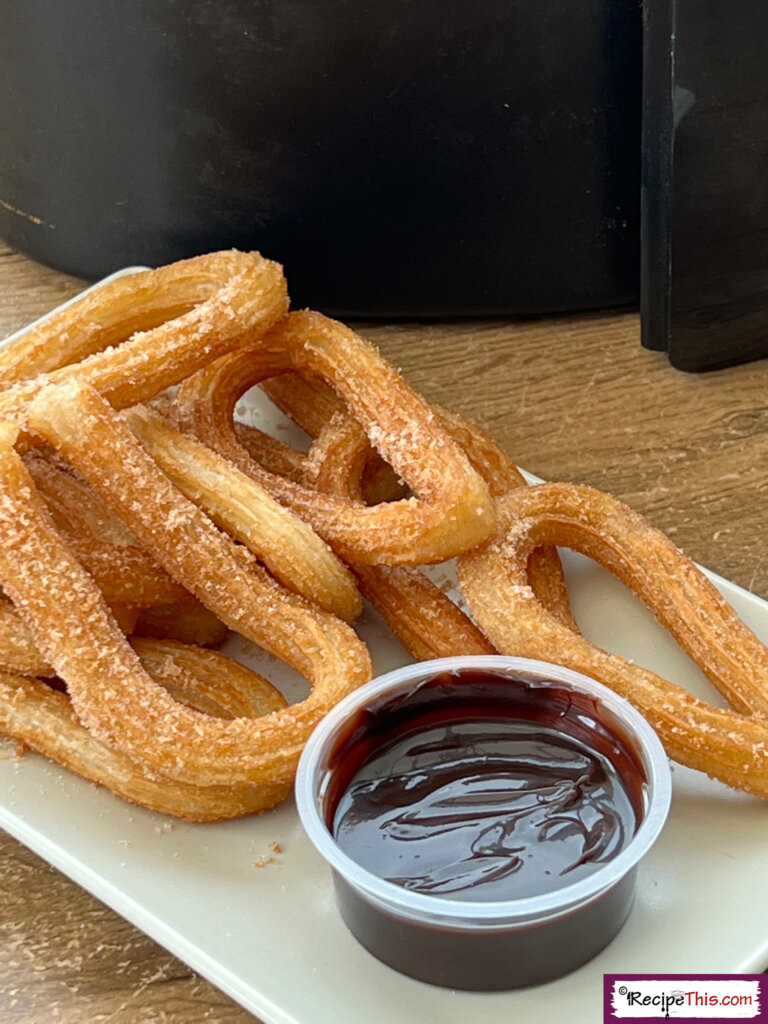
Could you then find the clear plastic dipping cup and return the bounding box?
[296,656,672,991]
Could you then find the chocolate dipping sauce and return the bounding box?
[297,660,671,991]
[329,682,642,903]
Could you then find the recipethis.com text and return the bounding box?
[604,975,766,1021]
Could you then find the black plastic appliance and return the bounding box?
[0,0,642,316]
[642,0,768,370]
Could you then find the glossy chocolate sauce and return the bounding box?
[327,671,645,901]
[323,669,650,989]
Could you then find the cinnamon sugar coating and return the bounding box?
[16,382,371,788]
[0,250,288,435]
[3,250,768,817]
[173,311,496,565]
[459,482,768,797]
[122,403,361,623]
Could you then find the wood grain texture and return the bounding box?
[2,241,768,1021]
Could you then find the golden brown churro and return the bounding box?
[459,482,768,796]
[0,250,288,430]
[3,249,768,818]
[173,311,496,565]
[11,383,372,790]
[122,404,361,623]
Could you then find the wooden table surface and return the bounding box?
[1,241,768,1022]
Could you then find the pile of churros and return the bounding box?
[1,249,768,821]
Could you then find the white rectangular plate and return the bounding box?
[1,275,767,1024]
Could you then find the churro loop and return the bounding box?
[2,392,372,790]
[21,448,192,608]
[357,565,495,660]
[0,599,144,676]
[302,409,494,658]
[304,399,530,501]
[261,371,408,504]
[262,369,573,626]
[458,481,768,796]
[173,311,495,565]
[0,250,288,426]
[122,404,361,623]
[128,638,288,720]
[0,627,291,819]
[0,667,291,822]
[0,633,288,718]
[302,401,575,656]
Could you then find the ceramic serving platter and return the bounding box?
[1,275,766,1023]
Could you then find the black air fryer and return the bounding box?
[0,1,642,316]
[641,0,768,370]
